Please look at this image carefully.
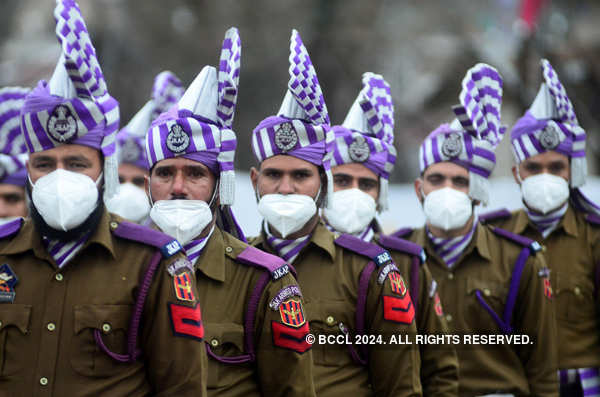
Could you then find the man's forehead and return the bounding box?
[523,150,569,164]
[332,163,377,179]
[260,155,318,172]
[29,143,100,159]
[0,184,25,194]
[154,157,208,169]
[424,161,469,178]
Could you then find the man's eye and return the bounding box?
[5,195,22,204]
[264,171,280,178]
[132,177,145,187]
[453,178,469,188]
[359,181,378,191]
[156,169,171,178]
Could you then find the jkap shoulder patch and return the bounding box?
[271,297,311,353]
[167,257,194,277]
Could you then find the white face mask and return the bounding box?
[258,193,317,238]
[31,169,100,231]
[149,200,213,245]
[323,188,376,234]
[423,187,473,231]
[106,183,151,223]
[520,173,569,215]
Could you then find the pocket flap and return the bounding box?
[74,304,131,334]
[204,322,244,351]
[0,304,31,334]
[466,278,507,298]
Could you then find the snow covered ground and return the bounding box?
[231,173,600,237]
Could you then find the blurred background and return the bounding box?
[1,0,599,233]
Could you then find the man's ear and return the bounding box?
[144,175,152,203]
[250,166,259,192]
[414,178,424,203]
[511,165,520,185]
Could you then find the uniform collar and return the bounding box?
[0,209,117,261]
[195,228,231,283]
[515,204,578,238]
[421,221,491,267]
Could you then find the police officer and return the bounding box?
[323,72,459,396]
[249,30,421,397]
[106,71,184,223]
[481,60,600,397]
[394,63,558,396]
[0,86,30,221]
[145,28,316,396]
[0,1,208,395]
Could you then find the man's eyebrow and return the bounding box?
[154,165,174,173]
[31,155,55,164]
[64,155,92,164]
[333,173,352,178]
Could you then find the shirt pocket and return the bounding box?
[466,278,508,333]
[0,304,31,376]
[304,300,353,367]
[555,271,594,322]
[203,322,247,389]
[70,304,132,377]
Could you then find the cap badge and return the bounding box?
[274,122,298,152]
[120,138,141,163]
[47,104,78,142]
[441,132,462,158]
[166,123,190,154]
[539,123,560,150]
[348,135,370,163]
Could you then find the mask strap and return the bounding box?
[515,166,523,184]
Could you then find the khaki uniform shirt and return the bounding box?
[0,210,207,396]
[484,206,600,369]
[403,223,558,397]
[252,222,422,397]
[376,234,459,397]
[194,228,316,396]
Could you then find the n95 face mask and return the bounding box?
[149,200,213,245]
[31,169,100,231]
[521,173,569,215]
[323,188,376,234]
[423,187,472,231]
[258,194,317,238]
[106,183,151,223]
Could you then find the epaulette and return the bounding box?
[0,218,22,240]
[491,227,542,254]
[378,234,427,264]
[586,213,600,227]
[335,233,392,267]
[110,220,182,258]
[236,245,293,281]
[390,227,413,239]
[479,208,512,224]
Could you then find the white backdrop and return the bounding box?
[231,173,600,237]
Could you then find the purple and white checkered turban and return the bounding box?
[20,0,120,199]
[146,27,241,206]
[418,63,506,205]
[117,71,184,171]
[0,87,30,186]
[329,72,396,210]
[252,29,334,206]
[511,59,587,188]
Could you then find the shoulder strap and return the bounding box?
[481,227,542,334]
[335,233,393,267]
[479,208,512,224]
[0,218,23,240]
[586,213,600,227]
[111,220,183,258]
[236,245,295,280]
[391,227,413,239]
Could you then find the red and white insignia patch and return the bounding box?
[543,278,553,300]
[383,294,415,324]
[174,271,195,302]
[434,292,444,316]
[388,272,407,296]
[279,298,305,328]
[168,302,204,341]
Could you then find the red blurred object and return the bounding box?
[519,0,549,32]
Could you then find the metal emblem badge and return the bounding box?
[119,138,140,163]
[441,132,462,158]
[539,124,560,150]
[173,271,195,302]
[278,298,306,328]
[47,104,78,142]
[274,122,298,152]
[348,135,370,163]
[166,123,190,153]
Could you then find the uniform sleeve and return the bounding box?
[515,253,559,397]
[416,264,459,397]
[592,226,600,312]
[141,252,208,397]
[254,272,317,397]
[365,266,422,397]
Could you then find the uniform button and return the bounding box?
[447,273,454,280]
[110,221,119,230]
[39,377,48,386]
[0,321,3,328]
[326,316,335,325]
[225,246,233,253]
[55,273,63,281]
[445,314,453,322]
[574,287,581,295]
[483,288,491,297]
[210,338,219,347]
[47,323,56,332]
[102,323,111,333]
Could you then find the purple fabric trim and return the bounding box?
[236,246,288,275]
[286,142,326,166]
[335,233,386,261]
[355,261,376,365]
[113,221,175,252]
[479,208,511,223]
[503,247,529,331]
[219,206,247,243]
[410,256,419,314]
[0,169,27,187]
[244,271,270,361]
[378,234,422,257]
[492,227,535,248]
[510,112,546,141]
[475,290,512,334]
[181,151,219,175]
[431,137,441,163]
[0,218,22,239]
[205,343,252,364]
